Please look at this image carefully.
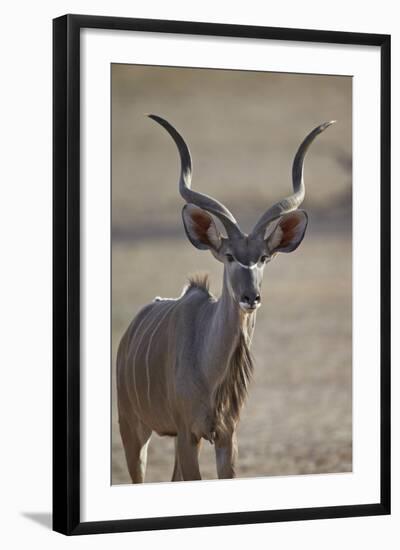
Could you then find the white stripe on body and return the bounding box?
[124,307,154,415]
[129,301,176,416]
[144,301,177,405]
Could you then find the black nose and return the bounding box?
[241,293,260,307]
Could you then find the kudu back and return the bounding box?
[117,115,335,482]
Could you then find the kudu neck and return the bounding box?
[203,268,256,388]
[217,268,256,340]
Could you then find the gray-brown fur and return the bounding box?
[117,115,334,482]
[213,330,253,441]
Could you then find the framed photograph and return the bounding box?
[53,14,390,535]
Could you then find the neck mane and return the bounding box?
[213,329,253,440]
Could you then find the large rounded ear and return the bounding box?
[266,210,308,254]
[182,204,222,251]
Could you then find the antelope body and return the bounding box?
[117,115,334,482]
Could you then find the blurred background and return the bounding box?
[111,64,352,484]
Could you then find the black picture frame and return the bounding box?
[53,14,391,535]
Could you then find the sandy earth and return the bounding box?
[111,65,352,484]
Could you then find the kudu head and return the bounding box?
[148,115,335,313]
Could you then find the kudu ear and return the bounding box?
[182,204,222,251]
[266,210,308,254]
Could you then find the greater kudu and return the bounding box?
[117,115,335,482]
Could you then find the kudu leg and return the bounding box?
[176,432,202,481]
[171,438,183,481]
[119,415,152,483]
[215,432,238,479]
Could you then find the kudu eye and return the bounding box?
[260,255,268,263]
[225,254,234,263]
